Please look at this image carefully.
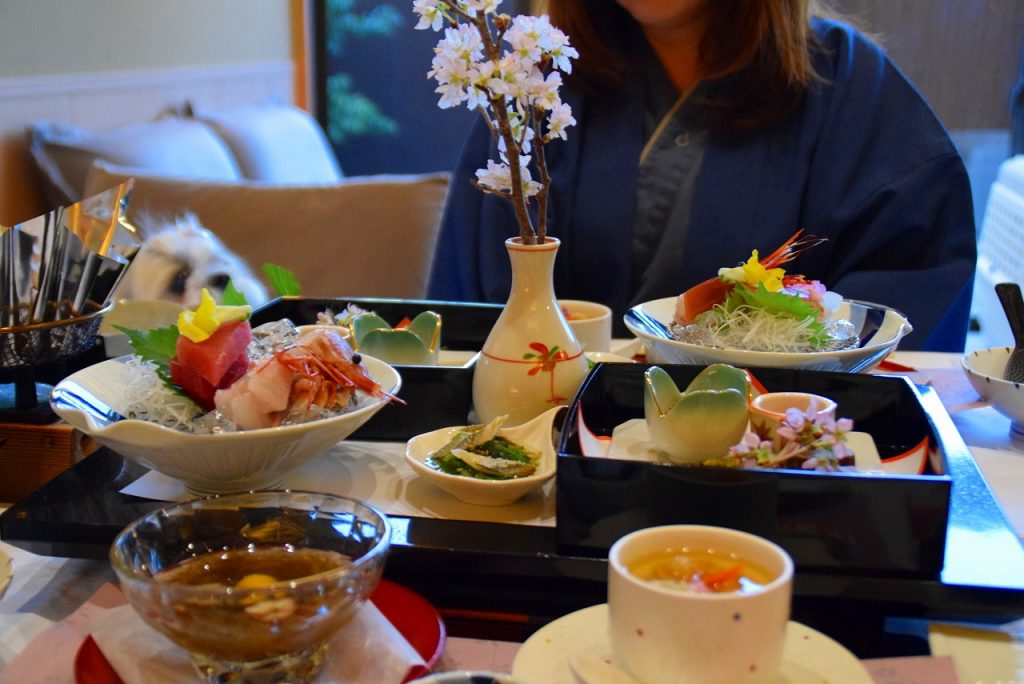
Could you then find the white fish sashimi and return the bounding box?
[215,357,294,429]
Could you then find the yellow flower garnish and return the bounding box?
[718,249,785,292]
[177,288,251,343]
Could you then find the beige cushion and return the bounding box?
[85,161,449,300]
[28,118,242,206]
[191,102,344,183]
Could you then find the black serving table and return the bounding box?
[3,383,1024,657]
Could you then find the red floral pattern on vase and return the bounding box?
[523,342,571,405]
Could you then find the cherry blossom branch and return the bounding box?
[415,0,577,244]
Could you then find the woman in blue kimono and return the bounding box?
[426,0,976,352]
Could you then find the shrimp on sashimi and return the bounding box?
[215,326,400,430]
[674,229,827,324]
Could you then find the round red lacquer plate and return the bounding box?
[74,579,447,683]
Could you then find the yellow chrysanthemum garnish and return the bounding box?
[719,249,786,292]
[177,288,251,343]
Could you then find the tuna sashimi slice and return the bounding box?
[171,354,248,411]
[173,321,252,387]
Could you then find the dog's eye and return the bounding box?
[209,273,231,290]
[169,268,190,295]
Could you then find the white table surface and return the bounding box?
[2,350,1023,684]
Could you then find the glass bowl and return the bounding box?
[109,491,391,683]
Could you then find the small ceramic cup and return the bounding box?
[749,392,837,448]
[559,299,612,352]
[608,525,794,684]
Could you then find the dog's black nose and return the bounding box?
[209,273,231,290]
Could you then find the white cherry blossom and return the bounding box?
[546,102,576,141]
[414,1,576,240]
[475,157,541,197]
[412,0,445,31]
[461,0,500,17]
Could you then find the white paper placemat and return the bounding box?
[121,440,556,527]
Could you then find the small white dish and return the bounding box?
[511,604,872,684]
[625,297,912,373]
[99,299,183,357]
[296,323,353,344]
[405,406,561,506]
[51,355,401,494]
[594,419,884,472]
[0,547,11,601]
[585,351,635,364]
[438,350,480,368]
[962,347,1024,442]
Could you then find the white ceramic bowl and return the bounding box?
[405,407,561,506]
[625,297,912,373]
[962,346,1024,441]
[50,355,401,494]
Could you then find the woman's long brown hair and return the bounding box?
[548,0,824,130]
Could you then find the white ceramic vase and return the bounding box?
[472,237,589,426]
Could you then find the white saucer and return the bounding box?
[511,604,872,684]
[604,419,884,472]
[0,547,12,600]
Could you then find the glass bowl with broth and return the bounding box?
[110,491,390,684]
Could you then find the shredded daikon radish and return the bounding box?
[672,305,857,353]
[122,356,201,430]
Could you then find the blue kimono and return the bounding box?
[427,19,976,352]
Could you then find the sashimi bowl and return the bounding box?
[625,297,912,373]
[50,355,401,494]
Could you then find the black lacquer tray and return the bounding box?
[250,297,502,440]
[3,301,1024,652]
[558,363,949,576]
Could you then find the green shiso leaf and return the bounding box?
[221,280,249,306]
[719,284,829,347]
[728,283,817,318]
[262,263,302,297]
[112,324,179,386]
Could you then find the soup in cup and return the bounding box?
[608,524,793,684]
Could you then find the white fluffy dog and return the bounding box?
[117,213,269,308]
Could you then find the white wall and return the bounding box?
[0,1,291,77]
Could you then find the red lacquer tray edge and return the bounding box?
[73,579,447,684]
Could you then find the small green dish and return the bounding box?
[352,311,441,366]
[643,363,750,464]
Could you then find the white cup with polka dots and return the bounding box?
[608,525,794,684]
